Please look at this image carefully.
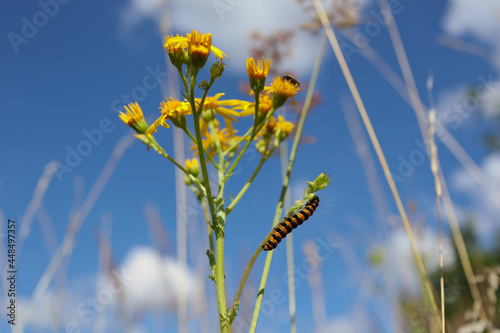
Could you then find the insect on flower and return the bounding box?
[281,74,300,87]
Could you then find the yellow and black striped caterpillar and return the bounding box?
[263,196,320,251]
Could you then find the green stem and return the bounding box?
[141,135,206,195]
[214,141,229,328]
[229,222,277,319]
[177,67,190,99]
[187,70,229,332]
[199,196,215,268]
[188,71,216,214]
[208,121,225,164]
[225,106,276,178]
[184,127,219,167]
[224,127,253,157]
[215,224,229,332]
[252,94,260,134]
[224,93,261,157]
[226,146,275,214]
[249,31,326,333]
[281,141,296,333]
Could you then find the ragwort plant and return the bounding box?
[119,30,329,332]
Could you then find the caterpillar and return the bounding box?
[263,196,320,251]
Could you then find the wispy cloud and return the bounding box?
[451,153,500,243]
[379,228,456,294]
[118,0,369,75]
[113,246,201,318]
[442,0,500,70]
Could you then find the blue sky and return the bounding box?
[1,0,500,332]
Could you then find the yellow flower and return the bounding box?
[258,93,274,113]
[164,30,228,68]
[196,93,244,136]
[146,98,192,135]
[119,102,148,134]
[236,93,273,117]
[198,93,240,118]
[185,157,199,169]
[189,30,212,67]
[255,116,294,154]
[247,57,271,94]
[185,158,200,176]
[194,127,237,160]
[264,75,300,108]
[266,115,278,133]
[165,39,188,67]
[160,97,192,118]
[247,57,271,80]
[275,116,294,136]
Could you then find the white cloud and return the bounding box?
[19,285,95,331]
[442,0,500,69]
[18,291,63,330]
[113,246,202,318]
[481,79,500,117]
[321,317,359,333]
[380,227,456,294]
[15,248,201,330]
[435,75,500,128]
[451,153,500,240]
[443,0,499,41]
[119,0,371,75]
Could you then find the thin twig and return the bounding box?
[345,23,488,320]
[427,75,445,332]
[249,30,327,332]
[312,0,441,326]
[19,133,135,330]
[281,140,297,333]
[375,0,487,321]
[18,161,58,257]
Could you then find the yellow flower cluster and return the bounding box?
[118,30,300,163]
[255,115,295,154]
[164,30,228,68]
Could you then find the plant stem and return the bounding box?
[200,199,216,268]
[224,93,261,157]
[226,147,275,214]
[281,140,297,333]
[215,211,229,332]
[229,210,286,318]
[187,70,229,331]
[224,127,253,156]
[208,121,225,164]
[225,106,276,179]
[312,0,441,325]
[184,127,219,167]
[142,135,206,195]
[249,31,326,333]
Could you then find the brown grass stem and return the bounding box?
[312,0,441,326]
[20,133,135,331]
[376,0,487,321]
